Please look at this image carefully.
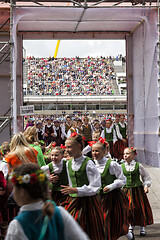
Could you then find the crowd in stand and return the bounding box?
[24,56,117,96]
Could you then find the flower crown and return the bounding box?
[9,170,49,186]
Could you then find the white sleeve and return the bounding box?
[100,130,105,138]
[67,130,71,138]
[139,164,152,188]
[0,163,8,179]
[53,126,57,137]
[82,145,91,155]
[113,129,117,143]
[106,161,126,192]
[41,165,50,174]
[116,125,123,140]
[59,207,90,240]
[77,160,101,197]
[5,220,28,240]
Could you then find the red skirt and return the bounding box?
[66,195,105,240]
[113,139,128,160]
[123,186,153,227]
[100,188,130,240]
[51,191,70,209]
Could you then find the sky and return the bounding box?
[23,40,126,58]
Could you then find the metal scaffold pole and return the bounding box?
[10,0,14,137]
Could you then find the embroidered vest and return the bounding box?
[48,161,68,191]
[122,162,142,188]
[101,159,116,193]
[15,206,65,240]
[104,128,113,142]
[68,157,90,197]
[118,123,127,139]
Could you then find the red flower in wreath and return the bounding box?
[11,175,17,185]
[30,173,38,184]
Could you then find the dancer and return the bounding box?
[122,147,153,236]
[5,163,90,240]
[92,140,133,240]
[41,146,69,207]
[61,134,105,240]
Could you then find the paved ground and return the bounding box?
[119,164,160,240]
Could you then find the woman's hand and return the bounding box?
[61,185,78,195]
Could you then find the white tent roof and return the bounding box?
[16,7,155,36]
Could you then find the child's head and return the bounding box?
[119,114,125,123]
[92,132,100,141]
[83,116,89,125]
[123,147,136,163]
[9,163,49,206]
[65,134,83,158]
[92,141,109,161]
[106,119,112,128]
[94,121,100,130]
[50,147,64,164]
[77,119,82,127]
[72,119,78,128]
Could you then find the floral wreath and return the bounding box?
[9,170,49,186]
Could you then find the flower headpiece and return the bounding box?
[99,137,109,147]
[70,132,77,137]
[88,141,97,146]
[9,170,49,186]
[130,147,137,155]
[60,144,66,149]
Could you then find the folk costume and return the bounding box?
[114,122,128,160]
[101,126,117,158]
[41,159,69,208]
[5,201,90,240]
[122,160,153,228]
[65,155,105,240]
[95,157,130,240]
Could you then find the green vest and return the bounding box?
[104,128,113,142]
[48,160,68,191]
[68,157,90,197]
[122,162,142,188]
[101,159,116,193]
[118,123,127,139]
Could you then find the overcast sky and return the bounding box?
[23,40,126,58]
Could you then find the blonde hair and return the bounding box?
[51,146,65,155]
[125,147,137,155]
[9,132,36,164]
[24,126,38,144]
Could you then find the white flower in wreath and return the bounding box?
[8,172,15,181]
[22,174,31,184]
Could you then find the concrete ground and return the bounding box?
[119,164,160,240]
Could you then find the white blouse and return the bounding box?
[5,201,90,240]
[41,159,65,175]
[66,155,101,197]
[116,122,127,140]
[124,160,151,188]
[94,157,126,192]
